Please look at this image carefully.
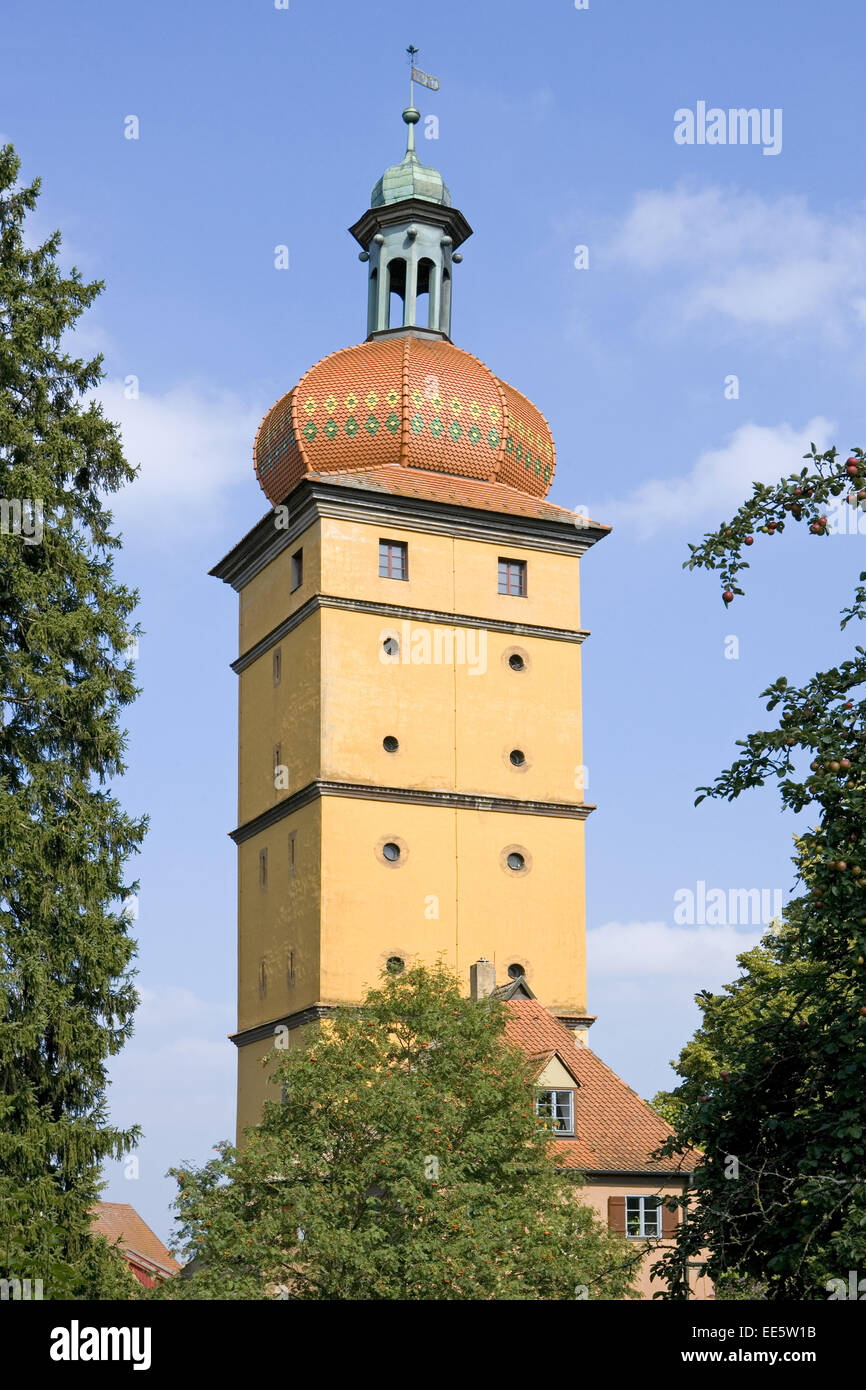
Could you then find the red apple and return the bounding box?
[723,589,734,605]
[744,535,754,545]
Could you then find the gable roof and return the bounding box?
[491,976,536,1003]
[504,1000,694,1176]
[526,1046,583,1088]
[90,1202,180,1277]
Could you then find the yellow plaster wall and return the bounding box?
[235,1019,318,1140]
[317,798,586,1013]
[318,516,581,631]
[238,519,321,654]
[238,614,321,826]
[236,800,322,1034]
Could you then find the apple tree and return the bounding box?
[653,445,866,1299]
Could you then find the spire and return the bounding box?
[349,53,472,342]
[404,44,421,155]
[403,103,420,157]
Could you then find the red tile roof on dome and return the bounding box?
[254,336,558,508]
[504,1000,694,1175]
[307,465,609,529]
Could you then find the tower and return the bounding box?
[212,94,609,1139]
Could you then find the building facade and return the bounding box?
[212,100,607,1135]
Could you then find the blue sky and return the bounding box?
[5,0,866,1244]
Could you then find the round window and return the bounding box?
[382,842,401,862]
[508,963,525,979]
[386,956,405,975]
[507,851,525,872]
[509,653,525,671]
[383,736,399,753]
[383,637,399,657]
[510,749,526,767]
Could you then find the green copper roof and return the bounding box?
[370,105,451,209]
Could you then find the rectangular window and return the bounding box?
[535,1089,574,1135]
[498,557,527,596]
[379,539,408,581]
[291,548,303,591]
[273,647,282,685]
[626,1195,662,1238]
[259,848,268,889]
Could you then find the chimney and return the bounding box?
[470,957,496,1001]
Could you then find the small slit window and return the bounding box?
[259,848,268,888]
[291,548,303,592]
[273,648,282,685]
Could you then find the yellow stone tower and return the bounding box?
[212,97,609,1138]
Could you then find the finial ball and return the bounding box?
[402,105,420,125]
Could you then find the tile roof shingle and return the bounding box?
[90,1202,180,1275]
[307,465,609,528]
[504,1000,695,1175]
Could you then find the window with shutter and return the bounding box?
[625,1194,663,1237]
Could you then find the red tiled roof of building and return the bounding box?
[90,1202,180,1277]
[504,1000,694,1175]
[306,465,609,528]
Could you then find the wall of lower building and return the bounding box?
[583,1176,713,1301]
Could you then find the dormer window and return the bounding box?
[535,1088,574,1135]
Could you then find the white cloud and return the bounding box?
[598,415,835,537]
[586,919,765,1096]
[101,985,236,1244]
[95,379,263,539]
[588,919,762,980]
[609,186,866,330]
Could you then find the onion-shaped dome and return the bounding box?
[370,105,451,207]
[254,337,556,507]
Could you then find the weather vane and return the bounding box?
[405,43,440,109]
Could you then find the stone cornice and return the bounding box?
[232,593,589,673]
[554,1013,597,1032]
[231,779,594,844]
[231,1005,336,1047]
[210,477,608,593]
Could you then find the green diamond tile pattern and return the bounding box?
[253,338,556,507]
